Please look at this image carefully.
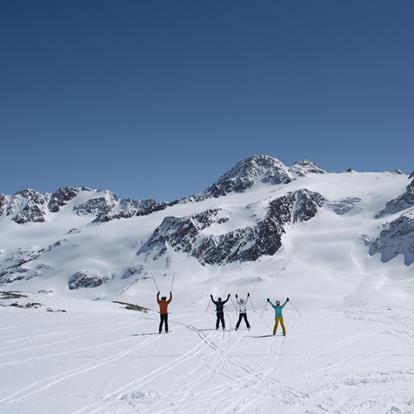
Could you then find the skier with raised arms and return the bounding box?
[157,291,172,334]
[267,297,289,336]
[210,294,230,330]
[235,293,251,330]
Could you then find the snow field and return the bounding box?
[1,299,414,414]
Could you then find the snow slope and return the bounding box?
[1,294,414,414]
[1,162,412,308]
[1,155,414,413]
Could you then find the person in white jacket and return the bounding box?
[235,293,251,330]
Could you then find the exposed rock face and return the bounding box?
[282,189,325,223]
[289,160,326,177]
[68,271,108,289]
[138,209,223,260]
[93,198,141,222]
[73,191,118,216]
[0,247,44,284]
[138,189,324,265]
[1,185,174,225]
[135,200,177,217]
[0,264,51,284]
[6,190,49,224]
[327,197,362,215]
[371,177,414,264]
[376,180,414,218]
[370,211,414,266]
[0,242,65,285]
[0,194,7,217]
[1,187,84,222]
[409,171,414,179]
[93,199,174,223]
[48,187,81,212]
[201,155,291,199]
[121,265,146,279]
[1,247,44,269]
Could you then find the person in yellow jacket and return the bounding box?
[267,297,289,336]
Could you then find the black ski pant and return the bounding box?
[159,314,168,333]
[236,313,250,329]
[216,312,225,330]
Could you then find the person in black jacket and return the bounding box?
[210,294,231,330]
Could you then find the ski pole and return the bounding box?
[250,297,256,313]
[260,302,268,319]
[205,297,211,313]
[152,275,160,292]
[170,272,175,292]
[289,300,302,317]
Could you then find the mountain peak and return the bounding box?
[4,189,49,224]
[289,160,326,177]
[219,154,287,180]
[203,154,291,198]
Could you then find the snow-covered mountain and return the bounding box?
[0,155,413,307]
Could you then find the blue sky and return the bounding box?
[1,1,413,200]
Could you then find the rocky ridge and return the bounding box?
[138,189,325,265]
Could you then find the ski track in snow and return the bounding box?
[0,334,161,405]
[148,323,250,414]
[1,307,414,414]
[73,328,218,413]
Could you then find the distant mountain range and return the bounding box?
[0,155,413,305]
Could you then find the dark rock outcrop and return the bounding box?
[1,247,44,270]
[0,242,64,285]
[376,180,414,218]
[138,189,324,265]
[135,200,177,217]
[138,209,224,260]
[0,194,7,217]
[93,199,175,223]
[1,185,174,226]
[112,301,150,312]
[73,191,118,216]
[48,187,81,212]
[369,211,414,266]
[68,271,108,289]
[0,267,30,284]
[289,160,326,177]
[6,190,49,224]
[201,155,291,199]
[121,265,146,279]
[93,198,142,222]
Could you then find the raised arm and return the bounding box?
[222,294,231,304]
[267,298,276,309]
[210,294,217,305]
[235,293,240,305]
[281,298,289,308]
[166,291,172,304]
[156,292,161,304]
[245,293,250,303]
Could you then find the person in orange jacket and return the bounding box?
[157,291,172,333]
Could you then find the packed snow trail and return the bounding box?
[1,299,414,414]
